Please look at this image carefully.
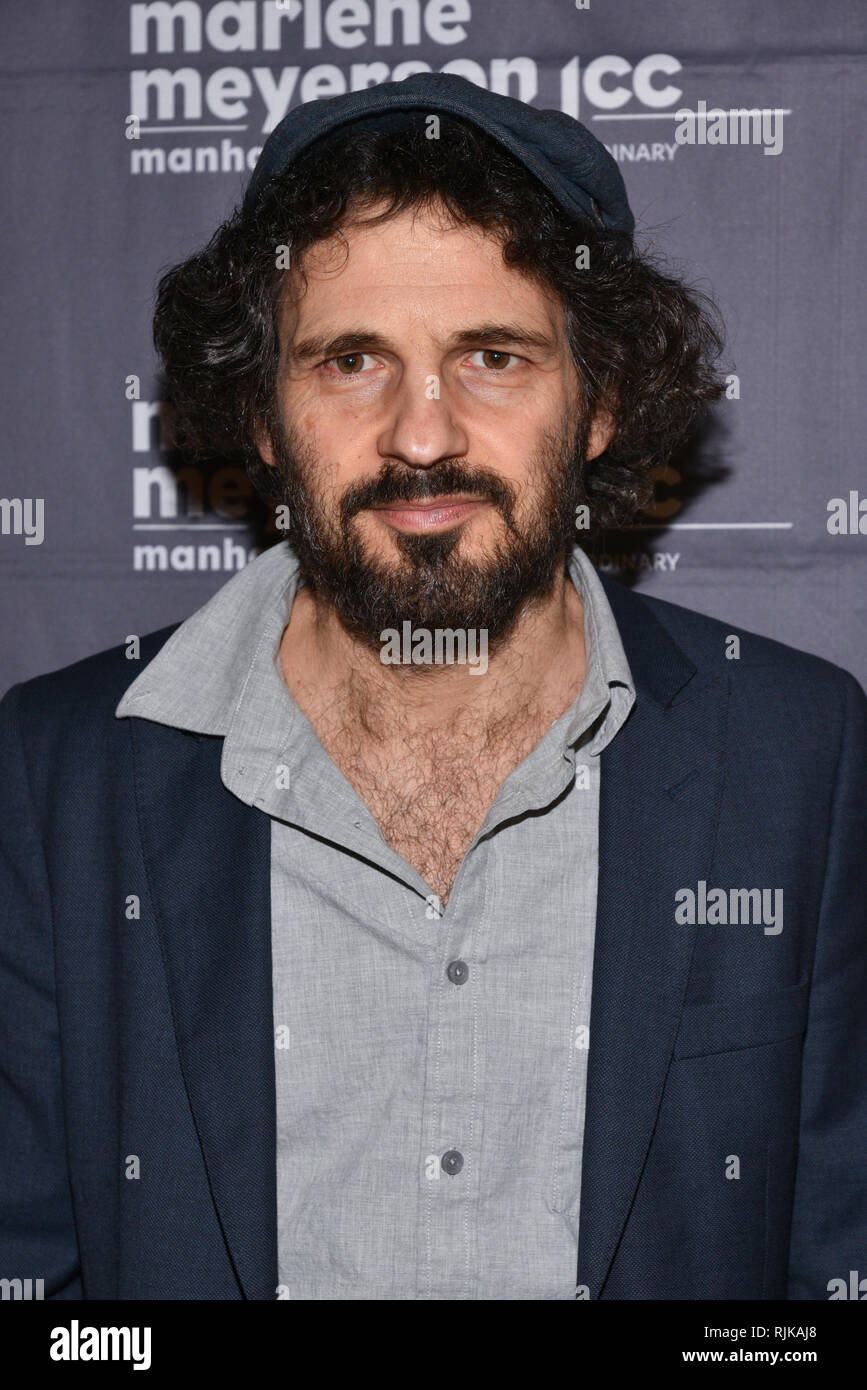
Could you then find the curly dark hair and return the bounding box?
[153,116,726,529]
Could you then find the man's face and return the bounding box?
[259,200,611,655]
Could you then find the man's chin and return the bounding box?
[319,542,561,658]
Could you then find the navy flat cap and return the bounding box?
[243,71,634,236]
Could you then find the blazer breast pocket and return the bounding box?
[672,980,811,1061]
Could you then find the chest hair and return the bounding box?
[308,697,559,905]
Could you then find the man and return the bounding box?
[1,74,864,1301]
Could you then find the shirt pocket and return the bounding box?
[672,980,811,1061]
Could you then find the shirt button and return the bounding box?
[441,1149,464,1176]
[446,959,469,985]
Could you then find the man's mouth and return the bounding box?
[368,495,487,532]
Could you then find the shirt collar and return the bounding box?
[115,540,635,757]
[115,540,300,735]
[563,544,635,756]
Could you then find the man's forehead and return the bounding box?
[278,207,564,348]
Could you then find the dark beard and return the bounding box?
[265,413,591,660]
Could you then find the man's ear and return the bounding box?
[254,423,276,468]
[586,402,616,461]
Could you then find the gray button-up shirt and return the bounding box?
[116,539,635,1300]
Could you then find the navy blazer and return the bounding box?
[1,576,865,1300]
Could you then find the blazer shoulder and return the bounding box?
[2,623,182,730]
[600,576,865,708]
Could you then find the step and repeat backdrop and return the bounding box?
[1,0,865,691]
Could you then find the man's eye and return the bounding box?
[323,353,377,376]
[470,349,518,371]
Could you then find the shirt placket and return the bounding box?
[417,848,491,1300]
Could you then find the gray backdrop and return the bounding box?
[2,0,865,693]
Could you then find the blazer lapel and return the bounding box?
[577,579,730,1297]
[129,720,277,1300]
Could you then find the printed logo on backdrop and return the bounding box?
[124,1,692,176]
[127,373,266,572]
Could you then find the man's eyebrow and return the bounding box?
[285,323,557,365]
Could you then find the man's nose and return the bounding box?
[376,370,470,470]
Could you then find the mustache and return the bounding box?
[338,460,515,526]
